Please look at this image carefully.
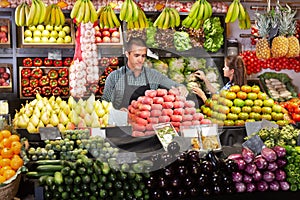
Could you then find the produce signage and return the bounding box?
[242,135,265,155]
[39,127,61,140]
[153,122,179,151]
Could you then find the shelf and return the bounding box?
[150,47,225,58]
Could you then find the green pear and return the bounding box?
[59,111,69,125]
[57,123,66,132]
[50,112,59,126]
[27,121,37,133]
[30,114,39,127]
[41,111,50,125]
[84,113,92,127]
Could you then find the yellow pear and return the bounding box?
[33,106,41,118]
[68,96,77,109]
[24,105,33,117]
[27,121,37,133]
[59,111,69,125]
[50,112,59,126]
[57,123,66,132]
[36,99,44,110]
[29,99,38,107]
[30,114,39,127]
[84,113,92,127]
[63,105,71,116]
[66,122,76,130]
[56,96,63,105]
[38,120,44,128]
[41,111,50,125]
[78,118,87,129]
[85,101,94,114]
[59,100,67,109]
[68,110,80,125]
[36,93,43,101]
[45,102,52,112]
[17,114,29,129]
[49,95,55,104]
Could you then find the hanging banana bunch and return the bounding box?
[127,6,149,30]
[14,2,30,26]
[119,0,139,22]
[70,0,98,24]
[23,0,46,26]
[98,5,121,29]
[153,7,181,29]
[43,4,66,26]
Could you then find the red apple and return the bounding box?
[163,95,175,102]
[138,104,151,111]
[200,119,212,124]
[184,107,196,115]
[132,122,146,132]
[0,31,6,38]
[192,120,201,125]
[184,100,196,108]
[171,115,182,122]
[138,110,151,119]
[102,30,110,37]
[102,36,111,43]
[135,117,148,126]
[168,88,180,96]
[111,31,120,38]
[193,113,204,121]
[138,96,153,105]
[95,30,102,37]
[131,100,139,108]
[1,82,9,86]
[175,96,186,102]
[0,25,8,33]
[0,78,5,84]
[95,36,102,43]
[0,67,5,73]
[0,37,7,43]
[111,37,120,43]
[109,27,118,34]
[171,121,181,127]
[153,97,164,104]
[156,88,168,97]
[1,72,10,80]
[146,123,154,131]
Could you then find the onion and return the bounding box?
[235,159,246,171]
[261,147,277,162]
[242,148,255,164]
[243,174,253,183]
[276,158,287,168]
[232,172,243,183]
[245,163,257,175]
[263,171,275,182]
[272,146,286,158]
[252,170,262,182]
[275,169,286,181]
[257,180,269,192]
[267,162,278,172]
[279,181,290,191]
[269,181,280,191]
[254,155,268,170]
[246,183,256,193]
[235,182,246,193]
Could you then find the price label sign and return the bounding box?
[116,152,137,164]
[48,50,62,60]
[242,135,265,155]
[39,127,61,140]
[91,128,106,138]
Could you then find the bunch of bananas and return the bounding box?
[238,10,251,30]
[119,0,139,22]
[182,0,212,29]
[97,5,121,29]
[14,2,30,26]
[70,0,98,24]
[153,7,181,29]
[43,4,66,26]
[127,7,149,30]
[25,0,47,26]
[225,0,247,24]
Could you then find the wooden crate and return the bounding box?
[0,18,11,48]
[20,19,75,48]
[0,63,12,89]
[96,27,124,48]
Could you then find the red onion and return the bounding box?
[261,147,277,163]
[269,181,280,191]
[279,181,290,191]
[246,183,256,193]
[243,174,253,183]
[235,182,246,193]
[276,158,287,168]
[242,147,255,164]
[235,159,246,171]
[228,154,243,160]
[263,171,275,182]
[257,180,269,192]
[275,169,286,181]
[272,146,286,158]
[254,155,268,170]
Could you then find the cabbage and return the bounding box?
[187,82,200,91]
[185,57,206,73]
[206,71,217,82]
[168,71,185,84]
[167,58,185,72]
[153,60,168,75]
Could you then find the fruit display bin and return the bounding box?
[0,63,12,90]
[19,19,75,48]
[96,27,124,48]
[0,18,11,48]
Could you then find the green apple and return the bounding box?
[28,25,36,31]
[54,25,62,31]
[24,30,32,37]
[263,99,275,107]
[272,104,282,113]
[58,31,66,38]
[233,98,245,107]
[33,30,42,38]
[261,107,272,114]
[42,30,50,37]
[46,25,53,31]
[62,25,71,34]
[49,37,56,43]
[50,30,58,38]
[41,36,49,43]
[238,112,249,120]
[33,37,41,43]
[64,35,72,43]
[24,37,33,43]
[37,24,45,32]
[56,37,64,43]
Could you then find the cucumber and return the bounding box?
[26,171,54,178]
[36,165,63,172]
[36,160,62,165]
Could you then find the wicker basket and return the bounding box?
[0,174,21,200]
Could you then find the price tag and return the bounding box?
[48,50,62,60]
[116,152,137,164]
[245,121,262,136]
[181,127,198,137]
[147,49,159,59]
[242,135,265,155]
[91,128,106,138]
[39,127,61,140]
[261,119,279,130]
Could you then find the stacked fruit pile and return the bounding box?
[0,23,9,44]
[128,88,211,137]
[0,65,11,87]
[0,130,24,184]
[201,85,289,126]
[279,98,300,123]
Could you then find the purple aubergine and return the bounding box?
[254,155,268,170]
[276,158,287,168]
[227,153,243,160]
[235,159,246,171]
[269,181,280,191]
[261,147,277,162]
[232,171,243,183]
[252,170,263,182]
[272,146,286,158]
[267,162,278,172]
[245,163,257,174]
[279,181,290,191]
[242,147,255,164]
[243,174,253,183]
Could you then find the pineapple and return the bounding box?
[286,11,300,57]
[255,13,271,60]
[271,5,296,58]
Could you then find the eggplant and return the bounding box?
[189,187,200,197]
[160,152,174,166]
[146,176,157,188]
[242,147,255,163]
[151,153,162,168]
[167,141,180,155]
[151,190,163,200]
[184,176,194,188]
[197,173,209,186]
[187,150,200,162]
[213,184,223,195]
[188,162,201,176]
[212,172,221,184]
[224,159,238,173]
[202,186,212,196]
[176,151,187,164]
[164,189,175,199]
[201,160,213,173]
[225,185,235,194]
[157,176,168,188]
[177,165,188,177]
[170,177,181,188]
[206,151,221,170]
[222,174,233,186]
[163,166,174,178]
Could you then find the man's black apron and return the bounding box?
[119,67,151,109]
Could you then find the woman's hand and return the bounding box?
[192,87,207,102]
[194,70,207,81]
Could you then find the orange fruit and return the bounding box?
[0,132,3,141]
[0,158,11,167]
[2,138,12,148]
[11,141,22,155]
[0,175,5,183]
[1,147,13,159]
[0,165,12,176]
[3,169,16,180]
[10,156,23,170]
[1,130,11,139]
[9,135,20,142]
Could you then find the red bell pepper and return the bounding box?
[47,69,59,79]
[58,68,68,77]
[42,86,52,96]
[23,58,32,67]
[89,84,99,94]
[49,79,58,88]
[32,87,41,95]
[100,57,110,67]
[39,76,50,86]
[44,58,53,66]
[99,75,106,85]
[61,87,69,96]
[63,57,72,66]
[53,60,63,67]
[21,78,30,87]
[58,77,68,86]
[21,68,32,78]
[104,67,113,76]
[31,68,43,79]
[52,87,61,96]
[29,79,38,88]
[99,86,104,95]
[33,58,43,67]
[109,57,119,66]
[22,87,33,97]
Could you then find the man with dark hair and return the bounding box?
[102,37,188,111]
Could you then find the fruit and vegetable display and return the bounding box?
[280,98,300,123]
[201,85,289,126]
[13,93,112,133]
[259,72,298,102]
[128,88,211,137]
[0,129,24,184]
[0,65,11,87]
[284,145,300,191]
[94,25,121,44]
[202,16,224,52]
